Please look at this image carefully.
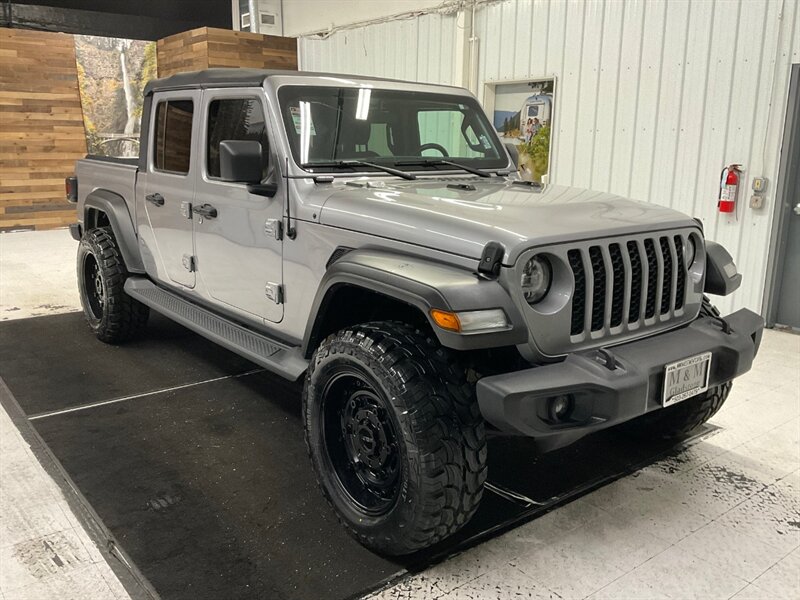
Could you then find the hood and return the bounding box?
[317,178,700,264]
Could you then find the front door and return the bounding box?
[143,91,200,289]
[192,90,284,323]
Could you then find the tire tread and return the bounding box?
[303,321,486,555]
[79,227,149,343]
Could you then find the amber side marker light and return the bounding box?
[430,309,461,332]
[430,308,509,334]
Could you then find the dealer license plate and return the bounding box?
[662,352,712,407]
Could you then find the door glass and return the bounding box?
[153,100,194,174]
[206,98,270,179]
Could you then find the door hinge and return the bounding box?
[264,218,283,240]
[180,201,192,219]
[182,254,196,272]
[265,282,283,304]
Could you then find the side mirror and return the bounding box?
[220,140,263,183]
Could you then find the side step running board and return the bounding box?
[124,278,308,381]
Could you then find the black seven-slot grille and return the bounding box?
[568,234,688,338]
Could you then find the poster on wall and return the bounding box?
[74,36,157,157]
[492,80,554,183]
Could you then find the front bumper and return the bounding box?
[476,308,764,450]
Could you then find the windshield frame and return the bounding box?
[276,83,511,177]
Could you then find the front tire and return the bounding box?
[628,381,733,440]
[303,322,487,555]
[625,297,732,440]
[77,227,149,343]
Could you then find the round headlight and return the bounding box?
[685,236,697,266]
[521,255,551,304]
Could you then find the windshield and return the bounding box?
[278,86,506,173]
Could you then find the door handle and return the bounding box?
[192,203,218,219]
[146,193,164,206]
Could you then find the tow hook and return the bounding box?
[709,314,732,334]
[593,348,618,370]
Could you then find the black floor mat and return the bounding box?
[0,313,708,600]
[0,312,255,415]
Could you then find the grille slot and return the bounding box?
[609,243,625,328]
[644,239,658,319]
[568,249,585,336]
[659,237,674,315]
[567,234,691,340]
[627,241,643,322]
[674,235,686,310]
[589,246,605,332]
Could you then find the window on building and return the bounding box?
[153,100,194,174]
[206,98,269,180]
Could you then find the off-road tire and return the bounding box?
[625,297,732,439]
[303,321,487,555]
[77,227,149,343]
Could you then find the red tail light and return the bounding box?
[65,176,78,202]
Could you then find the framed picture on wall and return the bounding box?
[74,35,157,158]
[483,78,556,183]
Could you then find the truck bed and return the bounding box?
[85,155,138,167]
[75,156,139,223]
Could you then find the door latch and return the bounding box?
[182,254,196,272]
[180,201,192,219]
[264,218,283,240]
[146,193,165,206]
[265,282,283,304]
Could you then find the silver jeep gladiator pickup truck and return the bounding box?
[67,69,764,555]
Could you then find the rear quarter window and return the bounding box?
[153,100,194,174]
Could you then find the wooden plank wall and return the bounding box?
[157,27,297,78]
[0,28,87,231]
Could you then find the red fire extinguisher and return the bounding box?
[718,164,742,214]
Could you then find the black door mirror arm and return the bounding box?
[247,182,279,197]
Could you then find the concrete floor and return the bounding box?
[1,229,798,600]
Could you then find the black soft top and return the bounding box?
[143,68,440,95]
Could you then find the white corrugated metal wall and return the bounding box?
[298,12,459,84]
[298,0,800,316]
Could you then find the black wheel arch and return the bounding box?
[301,248,528,357]
[83,189,144,273]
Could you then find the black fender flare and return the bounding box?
[83,189,144,273]
[704,241,742,296]
[302,249,527,355]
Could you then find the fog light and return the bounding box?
[548,395,574,422]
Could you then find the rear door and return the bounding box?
[143,91,199,289]
[192,89,284,323]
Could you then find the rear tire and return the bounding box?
[303,321,487,555]
[77,227,149,343]
[624,297,732,440]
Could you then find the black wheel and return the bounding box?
[624,297,732,440]
[77,227,149,343]
[303,322,487,555]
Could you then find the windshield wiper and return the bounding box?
[301,160,416,180]
[395,159,492,178]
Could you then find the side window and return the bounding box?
[206,98,269,179]
[154,100,194,174]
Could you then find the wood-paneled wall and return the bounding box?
[157,27,297,78]
[0,28,87,231]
